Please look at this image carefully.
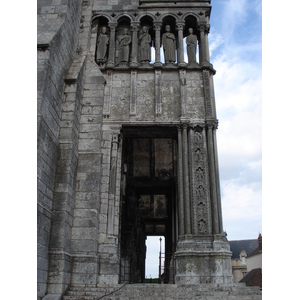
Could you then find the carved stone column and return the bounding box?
[204,24,211,64]
[189,125,211,235]
[98,125,122,285]
[130,21,140,68]
[212,124,223,234]
[177,125,185,236]
[182,123,191,235]
[176,21,186,67]
[107,21,117,68]
[154,21,163,67]
[198,22,210,67]
[107,130,120,235]
[206,122,220,234]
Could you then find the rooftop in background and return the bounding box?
[229,239,258,259]
[240,268,262,288]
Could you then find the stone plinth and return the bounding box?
[175,234,233,285]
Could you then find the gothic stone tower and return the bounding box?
[37,1,234,299]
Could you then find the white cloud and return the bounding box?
[214,54,262,161]
[221,179,262,240]
[220,0,248,40]
[221,180,262,221]
[209,29,224,58]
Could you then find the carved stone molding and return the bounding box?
[189,127,212,235]
[203,70,212,117]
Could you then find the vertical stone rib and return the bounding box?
[213,127,223,233]
[155,70,162,115]
[207,125,219,234]
[182,124,191,234]
[103,70,112,116]
[179,70,186,117]
[130,70,137,115]
[107,132,119,235]
[177,126,185,236]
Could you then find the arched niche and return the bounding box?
[94,16,110,66]
[161,15,177,39]
[139,16,155,64]
[116,16,132,65]
[183,15,200,64]
[161,15,177,64]
[183,15,199,38]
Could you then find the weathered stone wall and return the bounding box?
[37,0,83,298]
[100,70,205,123]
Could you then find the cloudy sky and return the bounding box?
[209,0,262,241]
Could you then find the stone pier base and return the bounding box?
[175,234,233,285]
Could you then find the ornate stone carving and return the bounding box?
[162,25,176,63]
[189,127,211,234]
[203,70,212,116]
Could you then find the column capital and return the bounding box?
[130,21,140,31]
[108,21,118,30]
[206,119,219,129]
[176,21,185,31]
[189,122,206,130]
[198,21,210,34]
[180,117,190,126]
[153,21,163,30]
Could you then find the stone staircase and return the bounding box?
[62,283,262,300]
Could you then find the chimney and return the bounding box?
[258,233,262,251]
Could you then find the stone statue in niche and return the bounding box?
[139,26,152,63]
[96,26,109,65]
[199,219,207,233]
[118,28,132,63]
[162,25,176,63]
[186,28,197,63]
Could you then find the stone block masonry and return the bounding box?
[37,1,84,299]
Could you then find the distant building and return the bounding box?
[240,234,262,289]
[229,234,262,288]
[229,238,258,283]
[247,233,262,272]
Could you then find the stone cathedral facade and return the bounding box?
[37,1,261,299]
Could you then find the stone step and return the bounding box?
[62,284,262,300]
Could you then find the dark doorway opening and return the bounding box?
[120,126,178,284]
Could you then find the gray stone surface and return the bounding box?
[62,284,261,300]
